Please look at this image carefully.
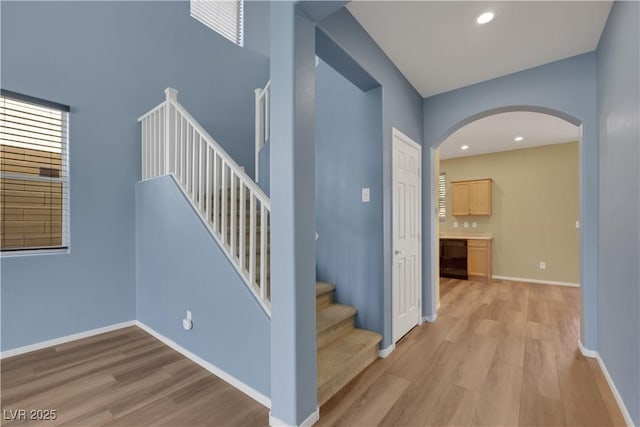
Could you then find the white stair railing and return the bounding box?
[254,80,270,183]
[139,88,271,315]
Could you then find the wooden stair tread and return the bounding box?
[317,304,356,334]
[317,328,381,385]
[316,281,336,297]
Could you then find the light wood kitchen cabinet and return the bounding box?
[467,239,492,281]
[451,179,492,216]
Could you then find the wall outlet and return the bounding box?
[182,310,193,330]
[453,221,458,228]
[576,220,580,229]
[362,188,370,203]
[463,221,469,228]
[472,222,477,228]
[539,261,546,270]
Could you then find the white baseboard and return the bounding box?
[379,343,395,358]
[135,321,270,409]
[269,406,319,427]
[492,275,580,288]
[578,339,598,358]
[423,313,437,323]
[1,320,136,359]
[578,340,634,427]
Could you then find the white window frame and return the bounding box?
[190,0,244,47]
[0,90,71,256]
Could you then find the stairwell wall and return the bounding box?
[0,1,268,351]
[315,59,383,336]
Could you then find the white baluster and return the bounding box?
[221,160,227,245]
[260,202,267,300]
[205,146,211,225]
[239,182,246,272]
[213,153,218,233]
[249,194,256,288]
[230,171,236,256]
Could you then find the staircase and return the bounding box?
[139,87,381,406]
[316,281,382,405]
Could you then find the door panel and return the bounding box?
[392,129,422,343]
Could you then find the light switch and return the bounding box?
[362,188,370,203]
[453,221,459,228]
[576,221,580,229]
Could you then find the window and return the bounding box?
[190,0,244,47]
[0,91,70,253]
[438,172,446,221]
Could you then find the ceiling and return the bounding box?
[347,1,612,97]
[439,112,580,160]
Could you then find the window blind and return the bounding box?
[191,0,244,46]
[0,92,70,251]
[438,172,446,221]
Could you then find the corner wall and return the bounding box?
[596,1,640,423]
[0,1,268,351]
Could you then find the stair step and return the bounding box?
[316,281,336,311]
[317,304,356,349]
[317,328,382,405]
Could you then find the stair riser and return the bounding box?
[317,316,355,350]
[317,346,379,405]
[316,292,334,311]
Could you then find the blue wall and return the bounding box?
[0,1,268,351]
[422,53,599,350]
[136,176,270,398]
[315,59,382,335]
[318,9,423,348]
[596,1,640,423]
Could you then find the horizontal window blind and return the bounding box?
[191,0,243,46]
[0,93,69,251]
[438,172,446,220]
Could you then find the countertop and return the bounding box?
[439,232,493,240]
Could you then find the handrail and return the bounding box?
[139,88,271,315]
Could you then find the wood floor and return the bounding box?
[1,327,268,426]
[318,278,627,427]
[1,278,627,426]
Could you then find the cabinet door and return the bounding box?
[451,182,470,216]
[469,180,492,215]
[467,246,488,279]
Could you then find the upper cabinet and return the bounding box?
[451,179,492,216]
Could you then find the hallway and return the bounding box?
[319,278,626,426]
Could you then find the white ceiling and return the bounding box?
[347,1,612,97]
[439,111,580,160]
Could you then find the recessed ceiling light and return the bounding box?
[514,136,524,142]
[477,12,494,25]
[461,145,469,150]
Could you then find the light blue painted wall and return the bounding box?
[268,3,318,424]
[318,9,423,348]
[596,1,640,423]
[0,1,268,351]
[136,175,270,397]
[422,53,599,350]
[315,59,383,337]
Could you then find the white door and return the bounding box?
[392,128,422,343]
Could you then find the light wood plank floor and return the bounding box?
[1,327,268,426]
[318,278,628,427]
[2,279,628,426]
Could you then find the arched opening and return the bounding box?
[425,106,586,343]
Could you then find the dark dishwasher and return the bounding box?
[440,239,468,280]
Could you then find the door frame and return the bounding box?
[391,127,423,343]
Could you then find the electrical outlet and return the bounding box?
[362,188,370,203]
[472,222,477,228]
[463,221,469,228]
[539,261,546,270]
[453,221,459,228]
[576,220,580,229]
[183,310,193,330]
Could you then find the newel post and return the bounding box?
[164,88,178,175]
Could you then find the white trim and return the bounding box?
[492,275,580,288]
[1,320,136,359]
[269,407,319,427]
[379,343,396,358]
[578,339,598,358]
[578,340,634,427]
[135,321,271,409]
[423,313,437,323]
